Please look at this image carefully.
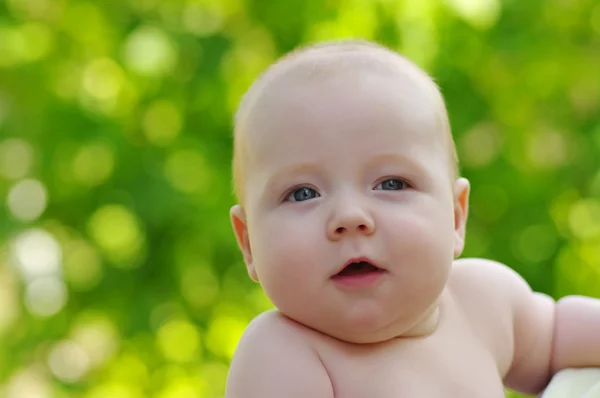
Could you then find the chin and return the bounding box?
[320,322,401,345]
[327,302,443,344]
[344,305,390,332]
[323,309,405,344]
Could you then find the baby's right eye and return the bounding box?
[285,187,319,202]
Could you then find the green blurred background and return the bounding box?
[0,0,599,397]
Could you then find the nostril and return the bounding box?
[335,224,368,234]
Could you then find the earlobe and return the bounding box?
[230,205,259,282]
[453,178,470,258]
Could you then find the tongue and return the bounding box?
[337,262,378,277]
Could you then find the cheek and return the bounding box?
[248,212,325,313]
[384,206,455,263]
[383,211,453,306]
[266,210,321,246]
[251,212,323,278]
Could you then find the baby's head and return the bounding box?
[230,39,470,343]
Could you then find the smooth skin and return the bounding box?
[226,41,600,398]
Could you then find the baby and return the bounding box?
[224,39,600,397]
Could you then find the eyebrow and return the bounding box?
[259,151,432,194]
[261,162,322,196]
[364,151,431,175]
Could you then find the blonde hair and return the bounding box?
[232,39,459,204]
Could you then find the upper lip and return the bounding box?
[332,256,383,277]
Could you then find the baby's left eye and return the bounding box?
[374,179,406,191]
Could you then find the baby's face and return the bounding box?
[231,69,469,343]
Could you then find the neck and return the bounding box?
[400,304,442,338]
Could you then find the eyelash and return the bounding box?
[282,177,412,203]
[283,185,320,203]
[374,177,413,190]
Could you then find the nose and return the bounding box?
[327,199,375,241]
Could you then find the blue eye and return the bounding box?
[286,187,319,202]
[375,179,406,190]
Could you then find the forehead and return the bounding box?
[232,45,456,205]
[245,68,446,166]
[240,47,439,119]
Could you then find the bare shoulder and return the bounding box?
[449,258,556,394]
[225,310,334,398]
[447,258,533,374]
[451,257,526,287]
[449,257,542,309]
[449,258,521,318]
[449,257,553,315]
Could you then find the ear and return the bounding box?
[453,178,470,258]
[230,204,259,282]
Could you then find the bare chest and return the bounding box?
[318,326,506,398]
[330,350,504,398]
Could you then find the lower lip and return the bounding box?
[332,270,386,288]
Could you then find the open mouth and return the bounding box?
[335,261,383,277]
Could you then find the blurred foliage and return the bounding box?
[0,0,599,397]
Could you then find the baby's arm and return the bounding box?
[497,264,600,395]
[550,295,600,370]
[225,311,335,398]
